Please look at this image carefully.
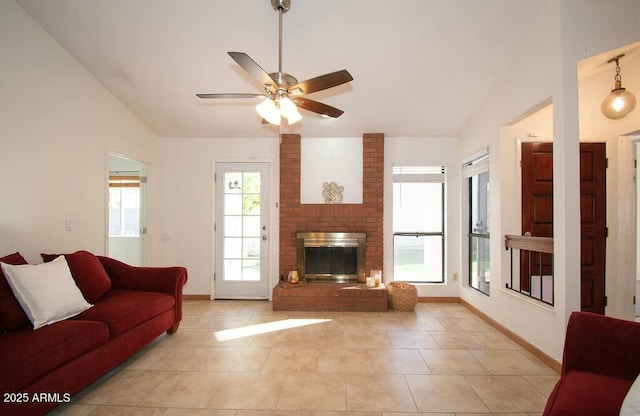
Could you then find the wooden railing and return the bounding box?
[504,234,554,306]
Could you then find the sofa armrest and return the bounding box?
[96,256,188,324]
[562,311,640,381]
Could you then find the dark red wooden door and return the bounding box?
[521,142,606,314]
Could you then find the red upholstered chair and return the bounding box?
[543,311,640,416]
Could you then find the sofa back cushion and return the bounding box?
[42,251,112,303]
[0,252,30,332]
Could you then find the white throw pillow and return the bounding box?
[621,374,640,416]
[0,256,92,329]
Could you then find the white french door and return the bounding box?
[214,162,270,299]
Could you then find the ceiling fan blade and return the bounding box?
[196,93,267,99]
[228,52,277,90]
[291,70,353,95]
[294,97,344,118]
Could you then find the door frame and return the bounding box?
[212,161,273,300]
[106,151,149,266]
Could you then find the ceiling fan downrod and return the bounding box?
[271,0,289,75]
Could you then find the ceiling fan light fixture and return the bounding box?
[601,54,636,120]
[279,96,302,124]
[256,98,281,125]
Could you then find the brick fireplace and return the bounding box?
[278,133,384,282]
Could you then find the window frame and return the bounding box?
[462,151,490,296]
[392,165,446,284]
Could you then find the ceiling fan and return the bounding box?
[196,0,353,125]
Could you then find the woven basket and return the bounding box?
[386,281,418,311]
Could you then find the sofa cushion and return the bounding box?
[545,370,632,416]
[0,319,109,392]
[1,256,93,329]
[72,290,175,337]
[0,252,29,332]
[42,251,112,303]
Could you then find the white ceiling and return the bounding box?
[16,0,547,138]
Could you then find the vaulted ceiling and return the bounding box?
[16,0,547,138]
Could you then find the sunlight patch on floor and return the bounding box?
[213,318,332,341]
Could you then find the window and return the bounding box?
[393,166,445,283]
[109,175,140,237]
[463,152,490,295]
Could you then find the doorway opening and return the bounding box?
[108,154,146,266]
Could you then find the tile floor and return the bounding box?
[50,300,559,415]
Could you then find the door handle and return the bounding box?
[262,235,268,241]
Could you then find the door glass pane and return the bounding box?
[224,238,241,258]
[222,171,262,282]
[224,217,242,237]
[224,259,242,281]
[243,216,260,237]
[225,194,242,215]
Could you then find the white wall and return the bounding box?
[156,137,280,296]
[458,0,640,361]
[0,1,158,263]
[384,137,461,297]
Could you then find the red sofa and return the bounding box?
[543,311,640,416]
[0,251,187,416]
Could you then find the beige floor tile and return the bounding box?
[465,375,549,413]
[207,372,287,409]
[139,371,228,408]
[318,347,374,374]
[164,409,238,416]
[399,316,446,331]
[405,374,489,413]
[261,347,321,372]
[68,406,168,416]
[150,346,221,371]
[346,373,417,412]
[419,349,489,375]
[206,346,270,371]
[360,314,404,329]
[474,330,524,350]
[122,345,173,371]
[238,411,312,416]
[342,328,392,348]
[158,328,217,347]
[523,375,560,397]
[469,350,555,375]
[371,348,431,374]
[429,331,488,349]
[387,330,439,349]
[436,317,496,332]
[47,403,98,415]
[276,373,346,411]
[75,369,170,406]
[417,303,476,318]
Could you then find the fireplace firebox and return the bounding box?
[297,232,366,282]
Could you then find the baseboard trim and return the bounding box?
[458,298,561,373]
[183,294,211,300]
[418,296,460,303]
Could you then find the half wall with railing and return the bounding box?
[505,234,554,306]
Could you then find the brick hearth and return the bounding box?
[272,282,388,312]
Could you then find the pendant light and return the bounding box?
[601,54,636,120]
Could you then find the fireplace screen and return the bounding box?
[297,232,365,282]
